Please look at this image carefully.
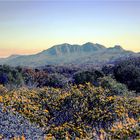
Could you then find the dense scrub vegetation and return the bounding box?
[0,65,103,88]
[0,82,139,139]
[103,57,140,94]
[0,57,140,139]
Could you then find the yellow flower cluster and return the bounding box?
[0,96,3,102]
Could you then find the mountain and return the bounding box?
[0,42,138,67]
[0,54,21,64]
[39,42,106,56]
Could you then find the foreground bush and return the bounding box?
[0,83,140,139]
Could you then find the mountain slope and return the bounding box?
[0,42,138,67]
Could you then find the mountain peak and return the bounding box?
[54,43,71,47]
[114,45,123,50]
[83,42,94,46]
[108,45,124,52]
[82,42,106,52]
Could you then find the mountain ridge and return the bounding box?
[0,42,138,67]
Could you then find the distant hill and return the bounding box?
[0,42,138,67]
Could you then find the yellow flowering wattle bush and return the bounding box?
[0,83,140,139]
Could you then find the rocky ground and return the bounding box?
[0,104,45,140]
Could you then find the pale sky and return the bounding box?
[0,0,140,57]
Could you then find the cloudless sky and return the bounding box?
[0,0,140,57]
